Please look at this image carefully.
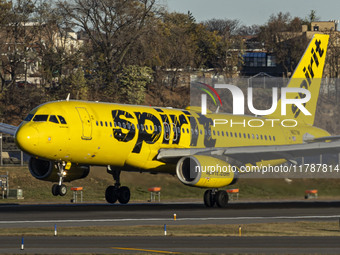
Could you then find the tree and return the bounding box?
[117,65,153,104]
[258,12,307,77]
[58,0,157,88]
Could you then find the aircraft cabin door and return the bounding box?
[76,107,92,140]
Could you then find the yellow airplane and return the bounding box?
[0,34,337,207]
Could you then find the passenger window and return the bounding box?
[256,134,259,139]
[273,136,276,141]
[243,133,246,138]
[33,115,49,122]
[155,125,158,132]
[260,135,263,140]
[182,128,185,133]
[222,131,224,136]
[252,134,255,139]
[110,122,112,127]
[248,134,250,139]
[226,132,229,137]
[145,125,148,130]
[150,125,153,131]
[96,121,99,126]
[141,124,144,131]
[239,132,241,138]
[230,132,233,137]
[24,114,34,121]
[105,121,108,127]
[235,132,237,138]
[269,136,272,140]
[58,115,67,124]
[122,123,126,129]
[265,135,267,140]
[213,130,215,136]
[49,115,59,124]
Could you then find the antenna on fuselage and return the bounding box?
[66,93,70,101]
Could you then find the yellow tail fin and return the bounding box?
[267,34,329,125]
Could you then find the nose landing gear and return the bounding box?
[51,162,69,196]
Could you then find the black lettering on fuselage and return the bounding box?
[170,114,189,145]
[111,110,135,142]
[132,112,161,153]
[196,113,216,147]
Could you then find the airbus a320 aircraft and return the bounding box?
[0,34,339,207]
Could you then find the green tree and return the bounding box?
[117,65,153,104]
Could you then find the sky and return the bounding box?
[165,0,340,27]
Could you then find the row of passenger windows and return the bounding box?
[24,114,67,124]
[97,121,276,141]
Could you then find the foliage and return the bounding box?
[258,12,307,76]
[117,65,153,105]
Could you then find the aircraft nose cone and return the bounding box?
[15,125,39,154]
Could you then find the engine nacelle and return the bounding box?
[176,155,238,188]
[28,157,90,182]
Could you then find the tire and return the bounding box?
[52,184,59,196]
[58,184,67,196]
[105,186,118,204]
[118,186,130,204]
[204,190,215,207]
[216,190,229,208]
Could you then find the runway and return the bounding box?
[0,200,339,228]
[0,236,340,254]
[0,201,340,254]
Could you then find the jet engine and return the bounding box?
[28,157,90,182]
[176,155,238,188]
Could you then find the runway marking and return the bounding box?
[111,247,179,254]
[0,215,339,224]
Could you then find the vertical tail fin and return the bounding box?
[267,34,329,125]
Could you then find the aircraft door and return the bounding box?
[76,107,92,140]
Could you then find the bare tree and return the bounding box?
[58,0,156,83]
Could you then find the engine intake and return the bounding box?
[28,157,90,182]
[176,155,238,188]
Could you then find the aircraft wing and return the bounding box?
[0,123,18,136]
[157,138,340,164]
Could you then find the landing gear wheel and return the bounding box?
[58,184,67,196]
[216,190,229,208]
[52,184,59,196]
[105,185,118,204]
[204,190,215,207]
[118,186,130,204]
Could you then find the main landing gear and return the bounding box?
[204,189,229,208]
[105,166,131,204]
[52,162,68,196]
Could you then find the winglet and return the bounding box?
[66,93,70,101]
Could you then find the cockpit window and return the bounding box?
[33,115,49,122]
[24,114,34,121]
[49,115,59,124]
[58,115,67,124]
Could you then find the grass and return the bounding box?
[1,221,340,237]
[1,166,340,203]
